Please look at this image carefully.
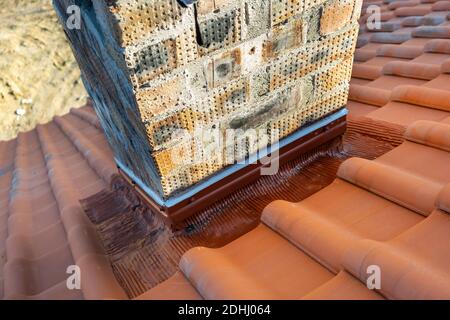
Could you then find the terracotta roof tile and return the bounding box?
[342,209,450,299]
[441,58,450,71]
[347,101,380,117]
[154,118,450,300]
[349,83,391,105]
[387,0,421,11]
[442,115,450,124]
[302,271,384,300]
[180,224,335,299]
[351,0,450,122]
[382,60,442,79]
[394,4,433,17]
[0,0,449,300]
[376,43,424,58]
[367,75,427,90]
[0,105,124,299]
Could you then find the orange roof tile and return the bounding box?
[0,0,449,300]
[0,105,126,299]
[349,0,450,125]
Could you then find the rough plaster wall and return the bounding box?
[54,0,362,198]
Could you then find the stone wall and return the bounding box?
[53,0,362,199]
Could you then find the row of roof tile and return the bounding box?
[0,106,126,299]
[349,0,450,126]
[141,119,450,299]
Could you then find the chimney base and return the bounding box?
[115,108,347,228]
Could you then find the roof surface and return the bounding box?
[0,106,126,299]
[0,0,449,300]
[349,0,450,124]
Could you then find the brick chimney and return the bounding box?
[53,0,362,202]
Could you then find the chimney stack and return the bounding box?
[54,0,361,217]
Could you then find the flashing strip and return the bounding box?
[115,108,348,207]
